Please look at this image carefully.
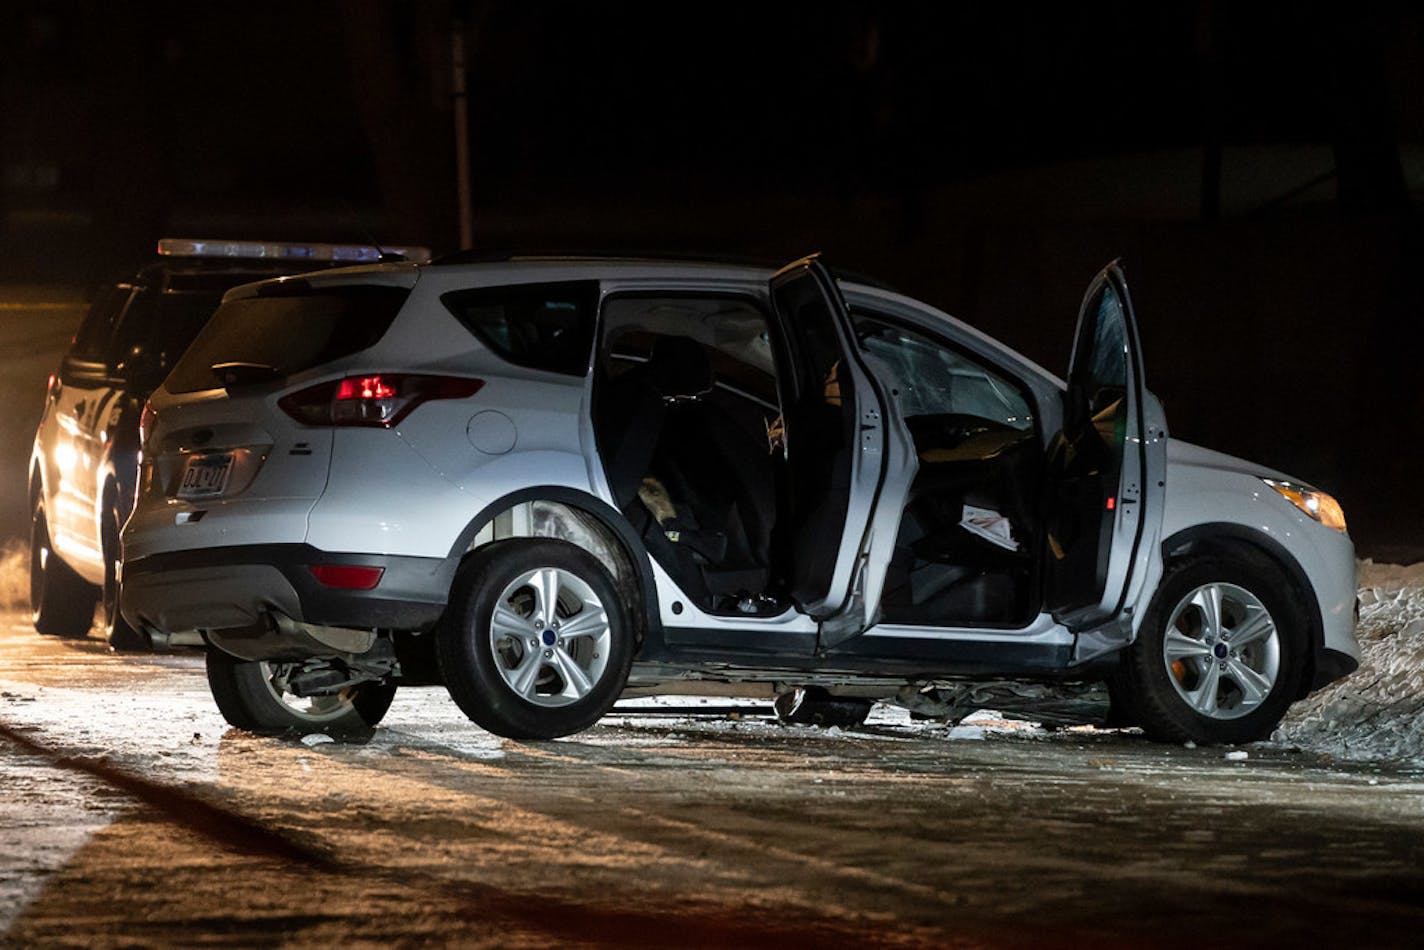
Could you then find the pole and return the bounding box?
[452,15,474,249]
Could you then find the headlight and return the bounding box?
[1263,479,1347,533]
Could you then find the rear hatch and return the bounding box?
[124,270,416,558]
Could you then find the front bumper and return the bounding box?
[121,544,453,635]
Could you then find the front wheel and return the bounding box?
[437,539,635,740]
[1113,555,1307,745]
[206,650,397,738]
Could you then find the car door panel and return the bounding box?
[1045,262,1163,634]
[767,257,914,650]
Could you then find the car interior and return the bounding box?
[595,295,787,617]
[593,296,1046,628]
[853,314,1043,627]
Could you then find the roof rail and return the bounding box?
[428,247,897,291]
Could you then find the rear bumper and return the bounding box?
[120,544,453,635]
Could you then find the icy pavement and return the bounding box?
[1276,560,1424,766]
[3,615,1424,946]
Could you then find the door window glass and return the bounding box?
[1076,283,1130,445]
[1085,285,1128,393]
[855,314,1033,430]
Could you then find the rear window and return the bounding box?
[165,284,409,394]
[441,281,598,377]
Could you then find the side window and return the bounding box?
[441,281,599,377]
[854,312,1034,432]
[69,285,133,364]
[1073,283,1130,445]
[1083,284,1128,393]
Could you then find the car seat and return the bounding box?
[601,336,775,609]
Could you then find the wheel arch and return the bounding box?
[29,459,44,510]
[447,486,660,646]
[1159,523,1324,699]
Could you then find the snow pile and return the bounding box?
[0,539,25,612]
[1277,560,1424,765]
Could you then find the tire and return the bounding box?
[30,503,97,638]
[774,687,873,729]
[102,508,150,652]
[1113,555,1307,745]
[437,539,635,740]
[205,649,397,738]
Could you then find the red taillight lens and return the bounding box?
[279,374,483,428]
[139,401,157,446]
[307,564,385,590]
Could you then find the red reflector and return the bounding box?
[307,564,385,590]
[1106,496,1117,511]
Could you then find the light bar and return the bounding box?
[157,238,432,264]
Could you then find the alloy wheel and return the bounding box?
[487,566,611,708]
[1161,582,1280,721]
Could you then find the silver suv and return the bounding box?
[120,255,1360,743]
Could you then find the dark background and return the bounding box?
[2,1,1421,554]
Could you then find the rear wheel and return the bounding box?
[206,650,397,738]
[1114,555,1306,745]
[102,508,149,652]
[437,539,635,740]
[30,503,97,638]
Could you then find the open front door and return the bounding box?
[1046,261,1157,631]
[768,256,911,648]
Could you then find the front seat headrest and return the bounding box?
[648,336,713,400]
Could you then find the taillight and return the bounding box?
[278,374,483,428]
[139,401,156,446]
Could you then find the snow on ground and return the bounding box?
[2,549,1422,764]
[1276,559,1424,766]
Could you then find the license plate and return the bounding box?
[178,453,234,499]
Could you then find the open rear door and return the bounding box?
[1045,261,1158,631]
[768,256,913,649]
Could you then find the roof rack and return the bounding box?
[157,238,432,265]
[428,247,897,291]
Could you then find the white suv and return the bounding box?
[120,254,1360,743]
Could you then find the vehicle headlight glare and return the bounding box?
[1264,479,1347,533]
